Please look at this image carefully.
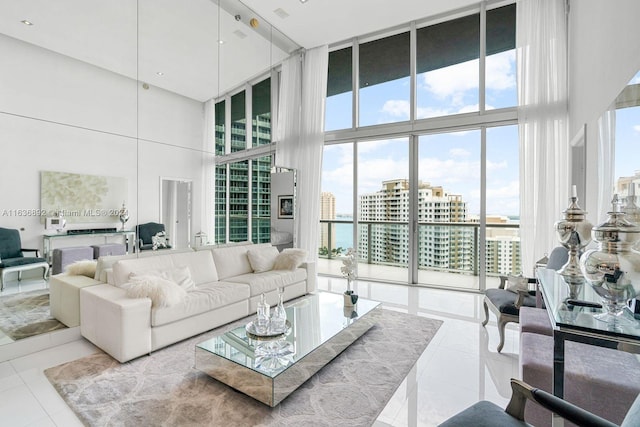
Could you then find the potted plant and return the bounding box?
[341,247,358,307]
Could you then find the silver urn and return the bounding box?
[554,190,592,280]
[579,195,640,320]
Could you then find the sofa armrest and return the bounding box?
[50,274,102,327]
[80,284,152,363]
[302,261,316,293]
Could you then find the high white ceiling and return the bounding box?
[0,0,477,101]
[243,0,479,49]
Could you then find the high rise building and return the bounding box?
[320,192,336,251]
[357,179,520,275]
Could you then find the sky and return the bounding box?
[322,50,519,217]
[323,56,640,218]
[615,71,640,184]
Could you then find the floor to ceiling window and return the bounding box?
[322,2,517,291]
[614,70,640,219]
[215,76,274,244]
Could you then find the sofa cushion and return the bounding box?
[126,275,187,308]
[247,246,280,273]
[151,281,251,327]
[225,268,307,297]
[113,251,217,287]
[210,243,271,280]
[129,265,195,291]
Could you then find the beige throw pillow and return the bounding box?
[506,274,529,293]
[273,248,308,271]
[247,246,280,273]
[126,275,187,307]
[65,259,97,278]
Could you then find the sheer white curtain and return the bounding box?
[517,0,570,272]
[597,103,616,223]
[276,45,328,261]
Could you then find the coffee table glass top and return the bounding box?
[196,292,381,379]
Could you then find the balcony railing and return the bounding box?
[319,219,521,289]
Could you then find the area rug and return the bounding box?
[45,308,442,427]
[0,289,66,340]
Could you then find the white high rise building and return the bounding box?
[320,192,336,251]
[358,179,521,275]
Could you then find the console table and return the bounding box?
[43,230,136,264]
[536,268,640,402]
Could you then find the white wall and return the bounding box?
[568,0,640,217]
[0,34,207,251]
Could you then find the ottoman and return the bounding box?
[519,306,552,336]
[92,243,126,259]
[51,246,94,275]
[520,331,640,426]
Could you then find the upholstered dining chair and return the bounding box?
[482,247,568,352]
[438,378,640,427]
[0,227,49,290]
[136,222,172,251]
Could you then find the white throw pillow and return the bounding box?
[65,259,97,278]
[126,275,187,307]
[247,246,280,273]
[273,248,308,271]
[130,266,196,291]
[506,274,529,293]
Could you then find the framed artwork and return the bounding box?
[278,195,294,219]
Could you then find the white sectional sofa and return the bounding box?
[76,242,315,362]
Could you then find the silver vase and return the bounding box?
[579,195,640,326]
[554,189,592,280]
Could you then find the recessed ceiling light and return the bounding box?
[156,72,164,76]
[299,0,309,3]
[21,20,33,26]
[218,40,225,44]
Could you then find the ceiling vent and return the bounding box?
[274,8,289,19]
[233,29,247,39]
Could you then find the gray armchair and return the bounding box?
[0,227,49,290]
[439,378,639,426]
[482,246,568,352]
[136,222,172,251]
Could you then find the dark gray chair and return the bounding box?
[438,378,639,427]
[136,222,172,251]
[482,247,568,352]
[0,227,49,290]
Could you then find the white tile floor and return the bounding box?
[0,276,520,426]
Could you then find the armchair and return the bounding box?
[0,227,49,290]
[482,247,568,352]
[136,222,172,251]
[439,378,638,427]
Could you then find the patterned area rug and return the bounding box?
[45,308,442,427]
[0,289,66,340]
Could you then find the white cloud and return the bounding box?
[633,125,640,133]
[487,159,508,172]
[486,180,520,199]
[423,59,479,100]
[486,50,516,91]
[449,148,471,158]
[420,50,515,101]
[381,100,410,117]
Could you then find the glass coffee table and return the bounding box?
[195,292,381,406]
